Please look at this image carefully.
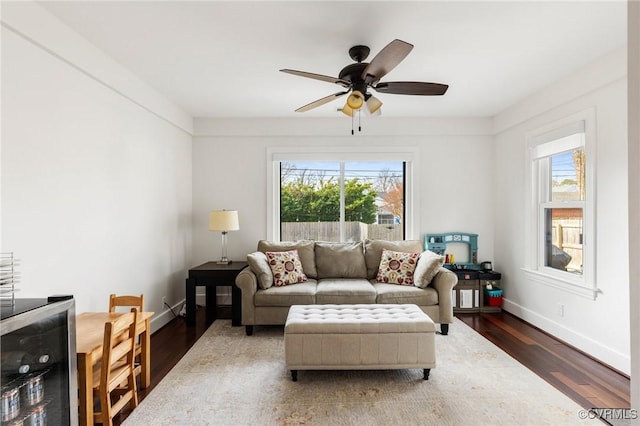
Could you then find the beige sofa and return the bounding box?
[235,239,458,336]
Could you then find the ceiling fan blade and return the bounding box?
[362,39,413,85]
[280,69,351,88]
[295,91,349,112]
[373,81,449,96]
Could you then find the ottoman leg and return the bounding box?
[423,369,430,380]
[291,370,298,382]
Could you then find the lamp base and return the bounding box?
[216,259,232,265]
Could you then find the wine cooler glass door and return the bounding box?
[1,299,77,426]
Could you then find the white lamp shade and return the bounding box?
[209,210,239,231]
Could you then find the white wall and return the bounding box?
[493,48,630,372]
[1,3,193,332]
[192,117,495,302]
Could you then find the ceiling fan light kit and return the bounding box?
[281,39,448,134]
[346,91,364,110]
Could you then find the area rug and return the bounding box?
[123,319,597,425]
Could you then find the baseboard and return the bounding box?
[503,298,630,374]
[149,299,185,334]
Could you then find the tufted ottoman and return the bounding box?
[284,304,436,381]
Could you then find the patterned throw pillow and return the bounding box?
[266,250,308,286]
[376,249,420,285]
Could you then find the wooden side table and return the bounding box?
[185,261,248,327]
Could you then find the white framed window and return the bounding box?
[267,147,418,242]
[524,110,598,299]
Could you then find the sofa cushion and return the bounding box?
[364,239,424,279]
[247,251,274,289]
[266,250,308,286]
[258,240,317,278]
[315,242,367,279]
[376,249,420,285]
[254,280,318,307]
[315,279,377,304]
[373,282,439,306]
[413,250,445,288]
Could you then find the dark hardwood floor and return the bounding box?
[457,312,630,410]
[114,307,630,425]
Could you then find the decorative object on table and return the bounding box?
[208,210,240,264]
[0,253,20,307]
[480,260,493,271]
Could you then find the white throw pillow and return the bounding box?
[247,251,274,289]
[413,250,445,288]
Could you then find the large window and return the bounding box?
[525,113,596,298]
[279,161,405,242]
[267,147,417,242]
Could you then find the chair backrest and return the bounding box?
[108,294,144,313]
[98,310,138,425]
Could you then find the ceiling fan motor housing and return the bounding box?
[338,63,369,95]
[348,45,370,63]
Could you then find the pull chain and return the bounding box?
[351,110,355,135]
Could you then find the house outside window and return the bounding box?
[524,110,597,299]
[267,147,417,242]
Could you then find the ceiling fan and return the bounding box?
[280,39,448,125]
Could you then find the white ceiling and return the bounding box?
[39,1,627,119]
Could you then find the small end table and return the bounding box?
[185,261,248,327]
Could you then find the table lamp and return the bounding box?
[209,210,240,264]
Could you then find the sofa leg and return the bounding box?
[245,325,253,336]
[440,324,449,335]
[423,369,430,380]
[291,370,298,382]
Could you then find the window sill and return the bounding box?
[521,268,599,300]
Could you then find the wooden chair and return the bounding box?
[92,311,138,426]
[108,294,145,382]
[108,294,144,314]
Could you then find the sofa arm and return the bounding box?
[429,267,458,324]
[235,268,258,327]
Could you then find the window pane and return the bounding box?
[280,161,404,242]
[344,162,404,241]
[544,208,583,275]
[551,149,585,202]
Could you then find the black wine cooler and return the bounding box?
[1,297,78,425]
